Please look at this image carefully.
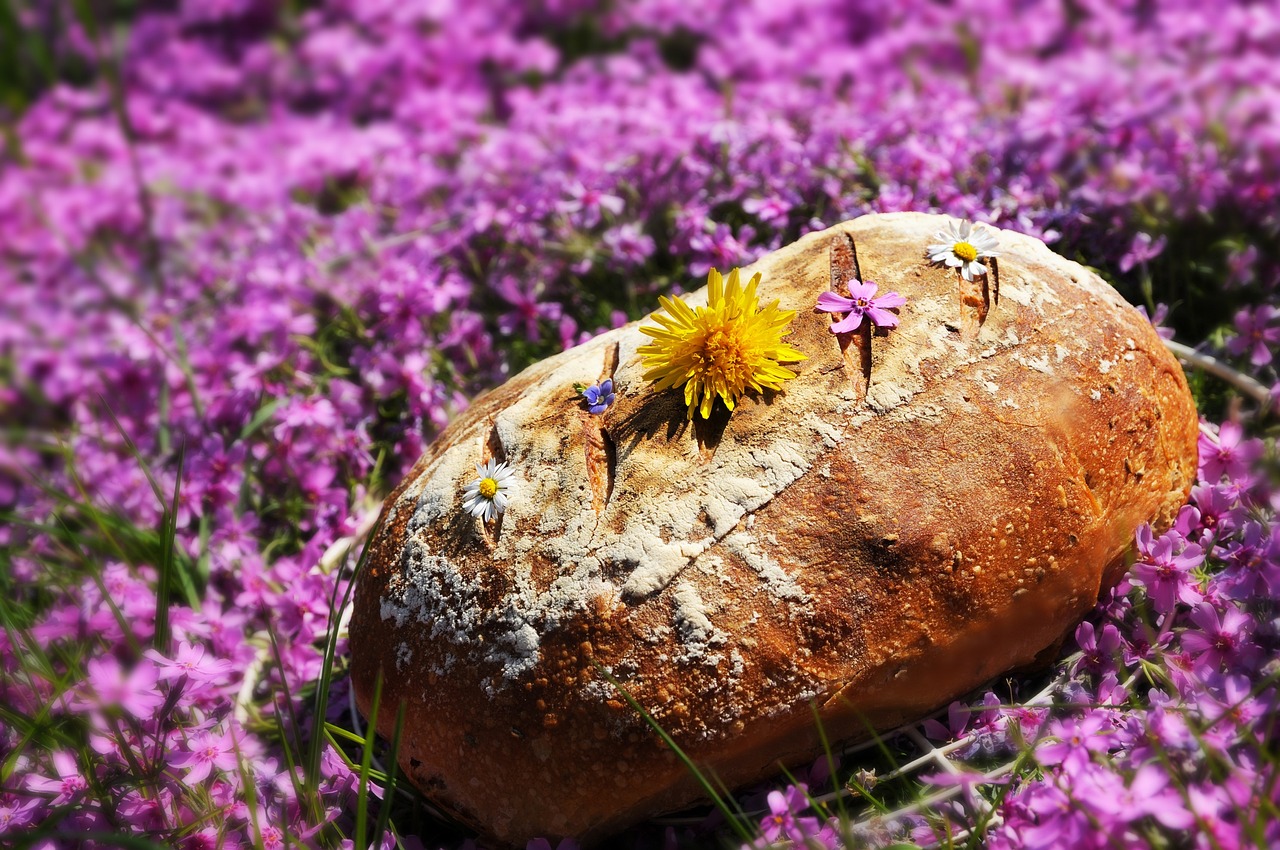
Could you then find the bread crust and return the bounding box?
[350,212,1198,846]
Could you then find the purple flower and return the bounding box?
[495,276,564,342]
[171,727,242,784]
[1088,763,1196,830]
[603,224,655,267]
[743,196,792,226]
[0,796,41,832]
[1180,601,1254,674]
[758,783,822,845]
[1198,420,1263,485]
[1074,619,1123,675]
[1118,232,1167,273]
[1197,674,1271,740]
[1220,521,1280,599]
[1225,305,1280,366]
[73,655,166,720]
[1189,483,1245,544]
[1129,525,1205,614]
[1135,303,1176,340]
[558,181,624,228]
[27,752,89,804]
[581,379,616,414]
[1036,713,1113,770]
[145,641,237,690]
[815,279,908,333]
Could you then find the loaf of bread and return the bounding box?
[349,212,1198,846]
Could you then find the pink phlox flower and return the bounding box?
[1138,690,1202,759]
[318,743,358,798]
[0,795,42,831]
[1189,482,1245,545]
[1118,231,1167,273]
[1197,673,1272,740]
[145,640,236,687]
[1198,420,1263,484]
[495,275,563,342]
[815,279,907,333]
[1074,619,1123,674]
[1186,787,1245,850]
[166,604,213,648]
[171,726,242,784]
[1095,672,1129,707]
[558,181,624,227]
[1163,642,1208,696]
[923,699,971,741]
[1171,502,1202,538]
[182,828,220,850]
[1036,713,1113,770]
[1225,304,1280,366]
[602,223,655,266]
[1018,781,1091,850]
[274,396,338,436]
[73,655,165,720]
[1135,303,1175,340]
[799,753,833,790]
[1129,525,1204,614]
[1119,623,1166,667]
[92,562,158,637]
[1001,704,1049,743]
[118,789,171,833]
[743,196,792,225]
[758,783,822,845]
[27,751,89,804]
[957,692,1011,757]
[1180,602,1255,674]
[1219,521,1280,600]
[688,222,757,279]
[273,572,333,643]
[1091,763,1195,830]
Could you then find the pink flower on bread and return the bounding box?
[815,279,907,333]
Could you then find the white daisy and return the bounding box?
[927,219,1000,281]
[461,459,515,522]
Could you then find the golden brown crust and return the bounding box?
[349,212,1198,846]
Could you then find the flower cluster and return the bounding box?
[0,0,1277,848]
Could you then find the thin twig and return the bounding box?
[1164,339,1273,411]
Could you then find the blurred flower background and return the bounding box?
[0,1,1277,848]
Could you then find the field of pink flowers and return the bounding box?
[1,1,1278,848]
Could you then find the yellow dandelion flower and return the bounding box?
[637,267,808,420]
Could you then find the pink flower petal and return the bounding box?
[815,291,855,314]
[829,311,865,334]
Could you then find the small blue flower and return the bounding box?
[582,379,616,414]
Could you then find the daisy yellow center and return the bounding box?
[638,268,807,420]
[952,241,978,262]
[478,477,499,499]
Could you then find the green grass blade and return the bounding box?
[372,701,407,846]
[595,666,756,845]
[355,670,385,849]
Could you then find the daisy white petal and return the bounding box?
[461,459,515,521]
[926,218,1000,280]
